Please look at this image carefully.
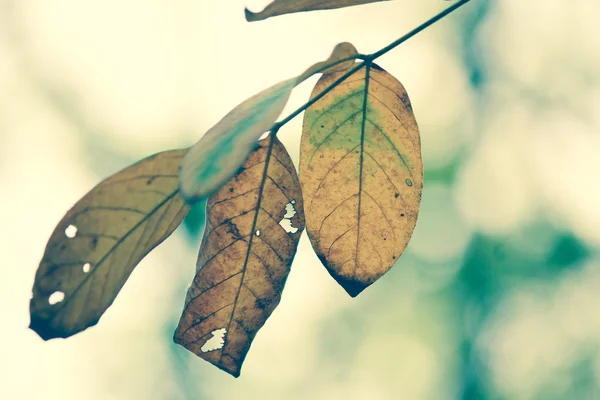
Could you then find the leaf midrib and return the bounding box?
[218,136,276,365]
[354,63,371,276]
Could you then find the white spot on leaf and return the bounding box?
[83,263,91,273]
[279,201,298,233]
[65,225,77,238]
[48,291,65,305]
[201,328,227,353]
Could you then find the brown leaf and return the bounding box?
[30,150,190,340]
[245,0,392,22]
[174,136,305,377]
[300,62,422,297]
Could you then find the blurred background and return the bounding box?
[2,0,600,398]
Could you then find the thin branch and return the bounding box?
[369,0,473,59]
[273,62,367,130]
[273,0,473,132]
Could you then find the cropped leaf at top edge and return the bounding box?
[178,42,358,204]
[299,61,423,297]
[245,0,392,22]
[30,150,190,340]
[174,135,305,377]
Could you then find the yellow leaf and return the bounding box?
[300,62,422,297]
[245,0,391,22]
[179,42,359,204]
[30,150,190,340]
[174,136,305,377]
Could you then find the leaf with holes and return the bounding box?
[30,150,190,340]
[299,61,422,297]
[174,135,304,377]
[245,0,391,22]
[179,42,359,204]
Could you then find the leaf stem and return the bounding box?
[272,0,473,132]
[273,62,366,130]
[296,53,368,85]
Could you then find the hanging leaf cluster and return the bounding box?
[26,0,453,378]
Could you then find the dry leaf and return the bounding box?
[245,0,391,22]
[30,150,190,340]
[300,62,422,297]
[174,136,304,377]
[179,42,359,204]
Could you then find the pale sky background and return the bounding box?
[2,0,600,399]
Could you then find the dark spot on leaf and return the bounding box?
[91,237,98,249]
[400,213,405,217]
[394,193,399,198]
[226,220,242,239]
[146,177,156,185]
[229,188,234,193]
[398,92,413,111]
[255,298,266,311]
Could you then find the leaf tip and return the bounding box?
[28,315,66,341]
[315,254,369,297]
[244,7,262,22]
[333,275,369,298]
[228,368,242,379]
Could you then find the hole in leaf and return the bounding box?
[400,213,405,217]
[279,201,299,234]
[65,225,77,238]
[255,230,261,236]
[48,291,65,305]
[201,328,227,353]
[394,193,399,198]
[83,263,91,273]
[405,179,413,187]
